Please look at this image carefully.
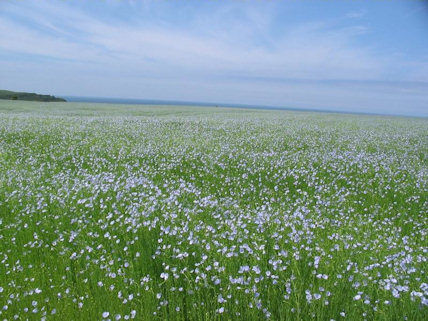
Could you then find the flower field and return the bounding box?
[0,101,427,320]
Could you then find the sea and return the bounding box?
[63,96,358,115]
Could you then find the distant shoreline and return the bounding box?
[0,89,66,102]
[63,95,424,118]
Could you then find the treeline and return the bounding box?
[0,90,66,102]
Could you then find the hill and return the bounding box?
[0,89,66,102]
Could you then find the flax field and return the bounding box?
[0,101,427,320]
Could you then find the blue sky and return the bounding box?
[0,0,427,116]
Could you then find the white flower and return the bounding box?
[252,266,261,274]
[102,311,110,318]
[217,294,226,303]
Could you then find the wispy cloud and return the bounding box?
[0,0,427,116]
[346,10,366,19]
[0,0,384,79]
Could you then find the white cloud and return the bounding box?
[0,0,385,80]
[0,0,427,115]
[345,10,366,19]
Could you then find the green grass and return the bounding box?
[0,100,427,320]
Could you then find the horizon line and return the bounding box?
[60,95,427,119]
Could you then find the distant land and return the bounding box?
[0,90,66,102]
[64,95,401,117]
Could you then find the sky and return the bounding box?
[0,0,427,116]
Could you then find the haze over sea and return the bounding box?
[63,96,427,118]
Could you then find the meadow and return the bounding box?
[0,100,426,320]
